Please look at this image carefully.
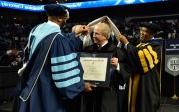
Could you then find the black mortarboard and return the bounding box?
[44,4,69,16]
[140,22,160,33]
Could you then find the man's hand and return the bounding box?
[72,25,89,36]
[111,57,119,69]
[84,82,96,92]
[117,34,129,45]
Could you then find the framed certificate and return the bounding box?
[80,52,112,87]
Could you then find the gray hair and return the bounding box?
[95,22,111,39]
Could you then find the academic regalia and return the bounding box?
[127,40,161,112]
[113,46,131,112]
[81,42,131,112]
[13,21,84,112]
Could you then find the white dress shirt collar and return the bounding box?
[101,41,108,47]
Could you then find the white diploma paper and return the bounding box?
[80,57,108,81]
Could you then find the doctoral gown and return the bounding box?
[127,40,161,112]
[81,42,131,112]
[14,32,84,112]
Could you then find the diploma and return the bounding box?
[80,52,112,87]
[80,57,107,81]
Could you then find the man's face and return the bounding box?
[60,10,70,26]
[139,27,153,43]
[93,26,107,44]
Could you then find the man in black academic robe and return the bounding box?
[119,22,161,112]
[81,22,131,112]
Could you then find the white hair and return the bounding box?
[95,22,111,39]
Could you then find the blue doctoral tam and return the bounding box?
[44,4,69,16]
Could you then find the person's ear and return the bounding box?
[57,17,63,23]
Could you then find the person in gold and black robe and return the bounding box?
[119,22,162,112]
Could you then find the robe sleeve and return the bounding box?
[64,33,83,51]
[113,47,132,84]
[50,36,84,100]
[125,43,142,73]
[115,63,131,84]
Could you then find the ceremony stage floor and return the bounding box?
[0,97,179,112]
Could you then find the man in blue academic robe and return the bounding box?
[13,4,90,112]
